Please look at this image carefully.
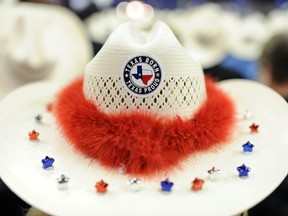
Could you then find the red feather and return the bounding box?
[53,76,236,178]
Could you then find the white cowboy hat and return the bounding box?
[0,20,288,216]
[226,12,269,61]
[85,8,122,44]
[0,2,93,99]
[167,3,228,69]
[267,8,288,36]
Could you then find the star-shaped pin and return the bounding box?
[242,109,252,119]
[95,180,108,193]
[41,156,55,169]
[249,123,259,133]
[57,174,70,184]
[29,129,39,141]
[161,178,174,192]
[242,141,255,152]
[127,177,141,192]
[207,166,221,180]
[237,164,251,177]
[191,177,204,191]
[57,174,70,190]
[46,103,53,112]
[118,164,126,175]
[35,114,43,122]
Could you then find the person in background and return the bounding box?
[258,32,288,101]
[248,32,288,216]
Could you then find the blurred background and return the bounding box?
[1,0,288,215]
[1,0,288,95]
[1,0,288,85]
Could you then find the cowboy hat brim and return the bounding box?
[0,79,288,216]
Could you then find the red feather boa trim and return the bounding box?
[53,76,236,177]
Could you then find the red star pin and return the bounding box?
[191,177,204,191]
[46,102,53,112]
[95,180,108,193]
[29,129,39,141]
[249,123,259,133]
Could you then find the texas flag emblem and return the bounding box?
[132,65,153,85]
[122,55,163,97]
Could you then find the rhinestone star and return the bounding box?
[242,141,255,152]
[95,180,108,193]
[249,123,259,133]
[41,156,55,169]
[237,164,251,177]
[161,178,174,192]
[191,177,204,191]
[57,174,70,190]
[207,166,221,180]
[127,177,141,192]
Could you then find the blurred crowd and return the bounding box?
[1,0,288,215]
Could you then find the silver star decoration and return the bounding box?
[118,164,126,175]
[127,177,141,192]
[35,114,43,122]
[207,167,221,181]
[242,109,252,120]
[57,174,70,190]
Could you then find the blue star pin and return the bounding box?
[41,156,55,169]
[161,178,174,192]
[237,164,251,177]
[242,141,255,152]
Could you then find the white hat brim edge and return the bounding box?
[0,79,288,216]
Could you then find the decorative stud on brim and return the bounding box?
[41,156,54,169]
[46,103,53,112]
[57,174,70,190]
[249,123,259,133]
[161,178,174,192]
[237,164,251,177]
[207,166,221,180]
[29,129,39,141]
[35,114,43,122]
[242,109,252,119]
[191,177,204,191]
[127,177,141,192]
[242,141,255,152]
[95,180,108,193]
[119,164,126,175]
